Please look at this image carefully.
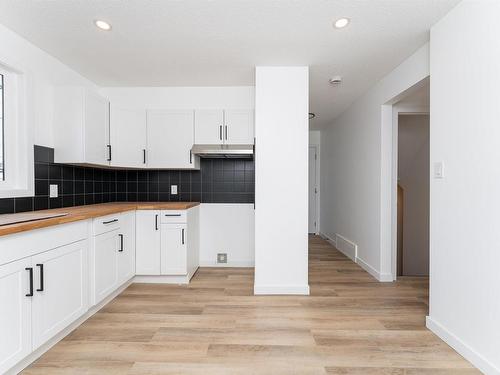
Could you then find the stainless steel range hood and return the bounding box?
[190,144,254,159]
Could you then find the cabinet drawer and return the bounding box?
[93,214,121,235]
[160,210,187,224]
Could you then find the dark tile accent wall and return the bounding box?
[0,145,254,214]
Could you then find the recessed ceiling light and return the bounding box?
[334,18,350,29]
[94,19,112,31]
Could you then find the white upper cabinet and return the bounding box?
[224,109,254,145]
[110,106,147,168]
[53,87,110,166]
[194,109,254,145]
[194,109,225,145]
[147,110,198,169]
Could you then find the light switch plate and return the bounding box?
[49,184,58,198]
[433,161,444,179]
[171,185,178,195]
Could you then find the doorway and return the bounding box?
[396,113,429,276]
[308,145,318,234]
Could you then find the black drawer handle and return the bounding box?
[182,228,185,245]
[26,267,33,297]
[36,264,44,292]
[102,219,118,224]
[118,234,124,252]
[165,214,181,217]
[155,214,159,231]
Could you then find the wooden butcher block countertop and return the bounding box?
[0,202,200,237]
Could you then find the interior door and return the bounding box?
[117,211,136,284]
[308,146,317,234]
[224,109,254,145]
[161,224,187,275]
[0,258,32,374]
[136,210,161,275]
[110,106,147,168]
[84,90,110,165]
[147,110,195,168]
[194,109,224,145]
[31,240,88,349]
[93,231,119,304]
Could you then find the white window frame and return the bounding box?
[0,57,34,198]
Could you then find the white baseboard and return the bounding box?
[355,256,392,282]
[199,260,254,267]
[319,232,336,247]
[7,278,134,375]
[253,284,310,295]
[426,316,499,375]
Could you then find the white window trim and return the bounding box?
[0,56,34,198]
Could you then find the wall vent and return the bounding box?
[217,253,227,264]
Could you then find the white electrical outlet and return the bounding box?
[171,185,178,195]
[49,184,58,198]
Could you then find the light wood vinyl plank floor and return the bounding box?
[22,235,477,375]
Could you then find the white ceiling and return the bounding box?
[0,0,458,129]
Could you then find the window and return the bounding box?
[0,72,4,181]
[0,61,33,198]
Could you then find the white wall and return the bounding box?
[199,203,254,267]
[320,44,429,281]
[397,114,429,276]
[0,23,96,148]
[100,86,254,110]
[426,1,500,373]
[254,66,309,295]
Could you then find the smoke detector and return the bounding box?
[329,76,342,85]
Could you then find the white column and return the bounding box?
[254,66,309,295]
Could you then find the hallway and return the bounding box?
[23,236,476,374]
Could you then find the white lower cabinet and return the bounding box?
[135,210,161,275]
[161,224,187,275]
[136,208,199,278]
[92,230,119,305]
[31,241,88,349]
[118,211,136,284]
[0,258,32,374]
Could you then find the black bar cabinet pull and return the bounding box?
[165,214,181,217]
[143,149,146,164]
[189,150,192,164]
[182,228,185,245]
[225,125,228,140]
[118,234,124,252]
[155,214,159,231]
[102,218,118,225]
[36,264,44,292]
[25,267,33,297]
[107,144,112,161]
[219,125,222,140]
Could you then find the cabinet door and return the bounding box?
[147,110,195,169]
[118,211,136,284]
[0,258,32,374]
[224,109,254,145]
[85,91,110,166]
[31,241,89,349]
[194,110,224,145]
[161,224,187,275]
[93,231,119,305]
[136,210,161,275]
[110,106,147,168]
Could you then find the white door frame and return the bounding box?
[391,108,430,280]
[380,76,430,281]
[308,144,320,234]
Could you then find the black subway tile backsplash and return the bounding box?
[0,145,255,215]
